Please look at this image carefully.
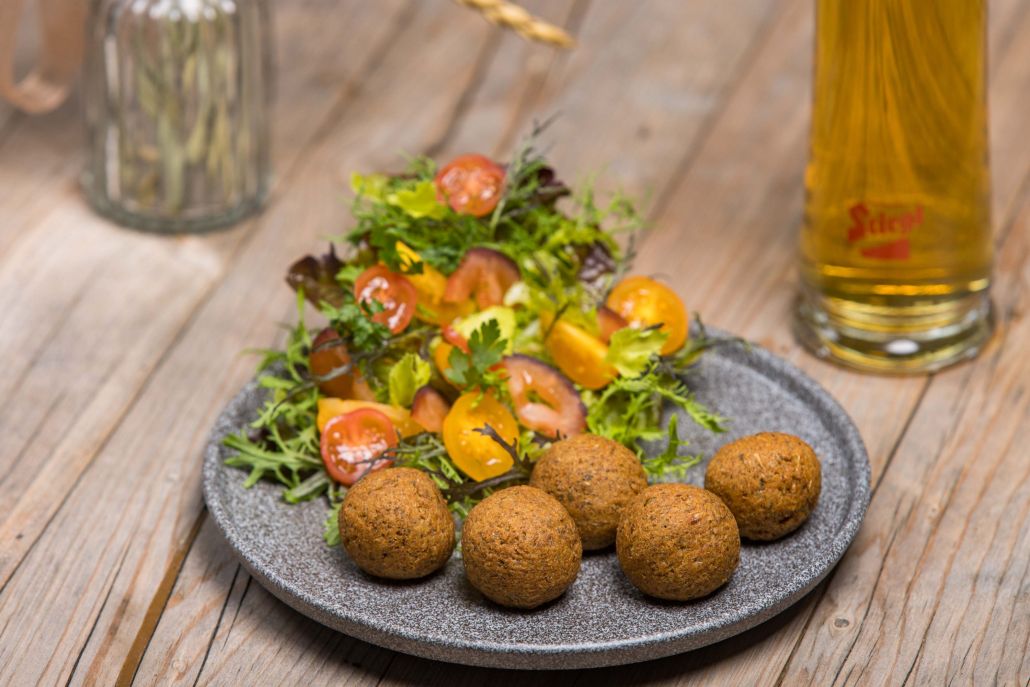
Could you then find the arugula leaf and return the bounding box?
[335,263,364,290]
[445,319,507,390]
[605,325,668,377]
[388,353,432,407]
[584,363,726,460]
[323,501,342,547]
[223,299,325,496]
[319,300,391,354]
[388,180,447,219]
[640,417,702,481]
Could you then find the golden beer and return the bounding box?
[795,0,994,373]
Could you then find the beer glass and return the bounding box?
[795,0,993,373]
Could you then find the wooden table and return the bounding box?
[1,2,1028,684]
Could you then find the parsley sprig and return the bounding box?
[444,320,508,392]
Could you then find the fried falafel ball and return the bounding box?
[461,485,582,609]
[704,432,821,541]
[616,483,740,601]
[340,467,455,579]
[530,434,648,549]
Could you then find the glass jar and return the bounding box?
[82,0,272,233]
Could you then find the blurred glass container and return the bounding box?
[82,0,271,233]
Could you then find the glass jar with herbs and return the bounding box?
[82,0,272,233]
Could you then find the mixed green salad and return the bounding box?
[224,133,729,545]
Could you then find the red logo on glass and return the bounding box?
[846,203,924,260]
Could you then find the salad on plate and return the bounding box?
[223,132,731,544]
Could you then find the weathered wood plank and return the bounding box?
[139,1,1030,685]
[131,7,550,685]
[776,193,1029,686]
[1,0,1026,684]
[0,2,414,684]
[0,3,514,685]
[136,0,786,684]
[575,0,1030,684]
[0,0,410,585]
[134,519,392,687]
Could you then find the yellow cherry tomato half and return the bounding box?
[433,340,456,382]
[606,276,689,355]
[395,241,474,326]
[317,398,423,438]
[442,392,519,481]
[544,319,617,390]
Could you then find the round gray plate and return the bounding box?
[203,336,870,670]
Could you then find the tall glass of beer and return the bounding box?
[795,0,994,373]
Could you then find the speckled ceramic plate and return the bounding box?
[203,334,870,670]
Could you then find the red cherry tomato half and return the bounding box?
[504,355,586,439]
[410,386,451,433]
[434,154,506,217]
[309,328,376,401]
[597,306,629,344]
[354,265,418,334]
[442,325,470,353]
[320,408,398,485]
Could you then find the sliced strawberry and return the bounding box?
[410,386,451,433]
[443,247,520,309]
[504,354,586,439]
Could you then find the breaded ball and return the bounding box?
[461,485,582,608]
[616,483,740,601]
[340,467,455,580]
[530,434,647,550]
[705,432,821,541]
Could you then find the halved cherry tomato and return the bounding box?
[433,340,457,381]
[395,241,474,325]
[442,325,470,353]
[432,326,468,385]
[434,154,506,217]
[606,276,689,355]
[317,398,423,437]
[309,328,376,401]
[544,319,617,390]
[320,408,398,485]
[504,355,585,439]
[354,265,418,334]
[597,306,629,344]
[442,392,519,481]
[410,386,451,433]
[443,248,520,309]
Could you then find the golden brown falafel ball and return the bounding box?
[530,434,648,550]
[616,483,740,601]
[340,467,455,580]
[461,485,582,609]
[704,432,821,541]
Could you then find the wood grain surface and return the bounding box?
[0,1,1027,685]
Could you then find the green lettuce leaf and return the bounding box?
[388,353,432,407]
[350,172,389,202]
[605,326,668,377]
[387,180,447,219]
